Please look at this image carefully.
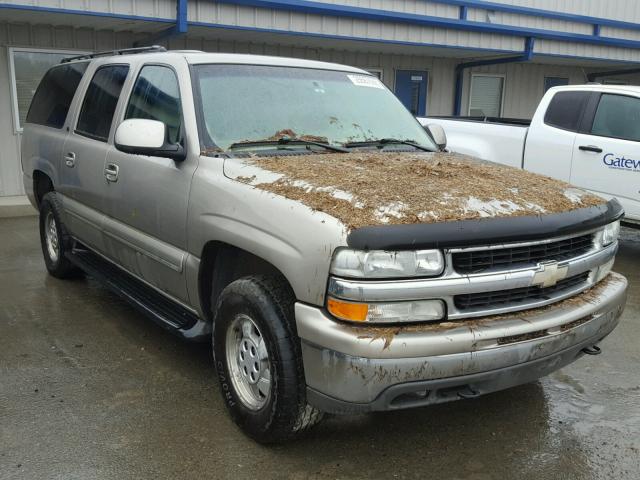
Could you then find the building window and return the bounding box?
[544,76,569,93]
[468,74,504,117]
[9,48,88,132]
[366,69,384,81]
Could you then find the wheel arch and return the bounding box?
[33,170,55,209]
[198,241,296,323]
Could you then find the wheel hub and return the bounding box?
[45,211,60,262]
[225,314,271,410]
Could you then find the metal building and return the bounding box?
[2,0,640,207]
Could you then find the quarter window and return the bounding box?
[544,91,590,132]
[591,94,640,142]
[76,65,129,142]
[25,62,88,129]
[125,65,182,144]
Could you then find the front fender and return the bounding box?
[188,163,348,306]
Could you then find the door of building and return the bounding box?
[395,70,428,116]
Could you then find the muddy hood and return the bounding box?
[224,152,605,230]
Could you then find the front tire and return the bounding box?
[212,275,323,443]
[39,192,80,279]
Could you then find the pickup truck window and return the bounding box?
[591,94,640,142]
[125,65,182,144]
[76,64,129,142]
[25,62,88,129]
[192,64,436,152]
[544,91,590,132]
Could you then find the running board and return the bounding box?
[66,246,202,336]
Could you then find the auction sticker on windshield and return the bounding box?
[347,74,385,89]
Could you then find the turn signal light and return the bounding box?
[327,297,369,322]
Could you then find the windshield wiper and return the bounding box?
[229,137,349,153]
[343,138,434,152]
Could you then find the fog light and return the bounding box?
[327,297,445,324]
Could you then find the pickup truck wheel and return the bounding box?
[212,275,323,443]
[39,192,80,279]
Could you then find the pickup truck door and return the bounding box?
[101,64,195,303]
[571,92,640,222]
[59,64,130,252]
[523,90,591,181]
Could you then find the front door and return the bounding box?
[395,70,428,116]
[571,92,640,221]
[102,63,195,303]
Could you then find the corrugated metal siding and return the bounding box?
[485,0,640,24]
[190,1,524,52]
[459,61,640,119]
[0,0,177,19]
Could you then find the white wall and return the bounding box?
[0,22,146,197]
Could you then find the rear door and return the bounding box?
[571,92,640,221]
[523,90,591,181]
[101,62,195,303]
[395,70,428,116]
[59,63,130,251]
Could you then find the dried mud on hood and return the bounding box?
[232,152,604,230]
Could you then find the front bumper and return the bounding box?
[296,273,627,414]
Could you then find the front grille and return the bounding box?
[454,272,590,311]
[452,234,594,274]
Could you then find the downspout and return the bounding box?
[135,0,188,46]
[453,36,535,116]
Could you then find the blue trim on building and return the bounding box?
[426,0,640,33]
[176,0,188,34]
[188,20,640,66]
[214,0,640,50]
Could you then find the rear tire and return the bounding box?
[212,275,323,443]
[39,192,81,279]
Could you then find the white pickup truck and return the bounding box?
[420,85,640,224]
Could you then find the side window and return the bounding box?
[591,94,640,142]
[544,91,590,132]
[125,65,182,144]
[25,62,89,129]
[76,65,129,142]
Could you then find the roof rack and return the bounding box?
[60,45,167,64]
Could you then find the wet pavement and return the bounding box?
[1,216,639,480]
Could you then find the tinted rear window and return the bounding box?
[76,65,129,142]
[544,91,590,132]
[25,62,88,129]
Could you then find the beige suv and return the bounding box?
[22,46,627,443]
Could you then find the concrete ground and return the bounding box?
[1,216,639,480]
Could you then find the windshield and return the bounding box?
[193,64,437,152]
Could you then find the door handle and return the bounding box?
[64,152,76,168]
[579,145,603,153]
[104,163,119,182]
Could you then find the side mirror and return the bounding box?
[425,123,447,151]
[115,119,186,161]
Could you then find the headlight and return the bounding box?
[331,248,444,278]
[327,297,445,324]
[602,220,621,246]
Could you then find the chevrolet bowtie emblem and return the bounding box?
[532,260,569,288]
